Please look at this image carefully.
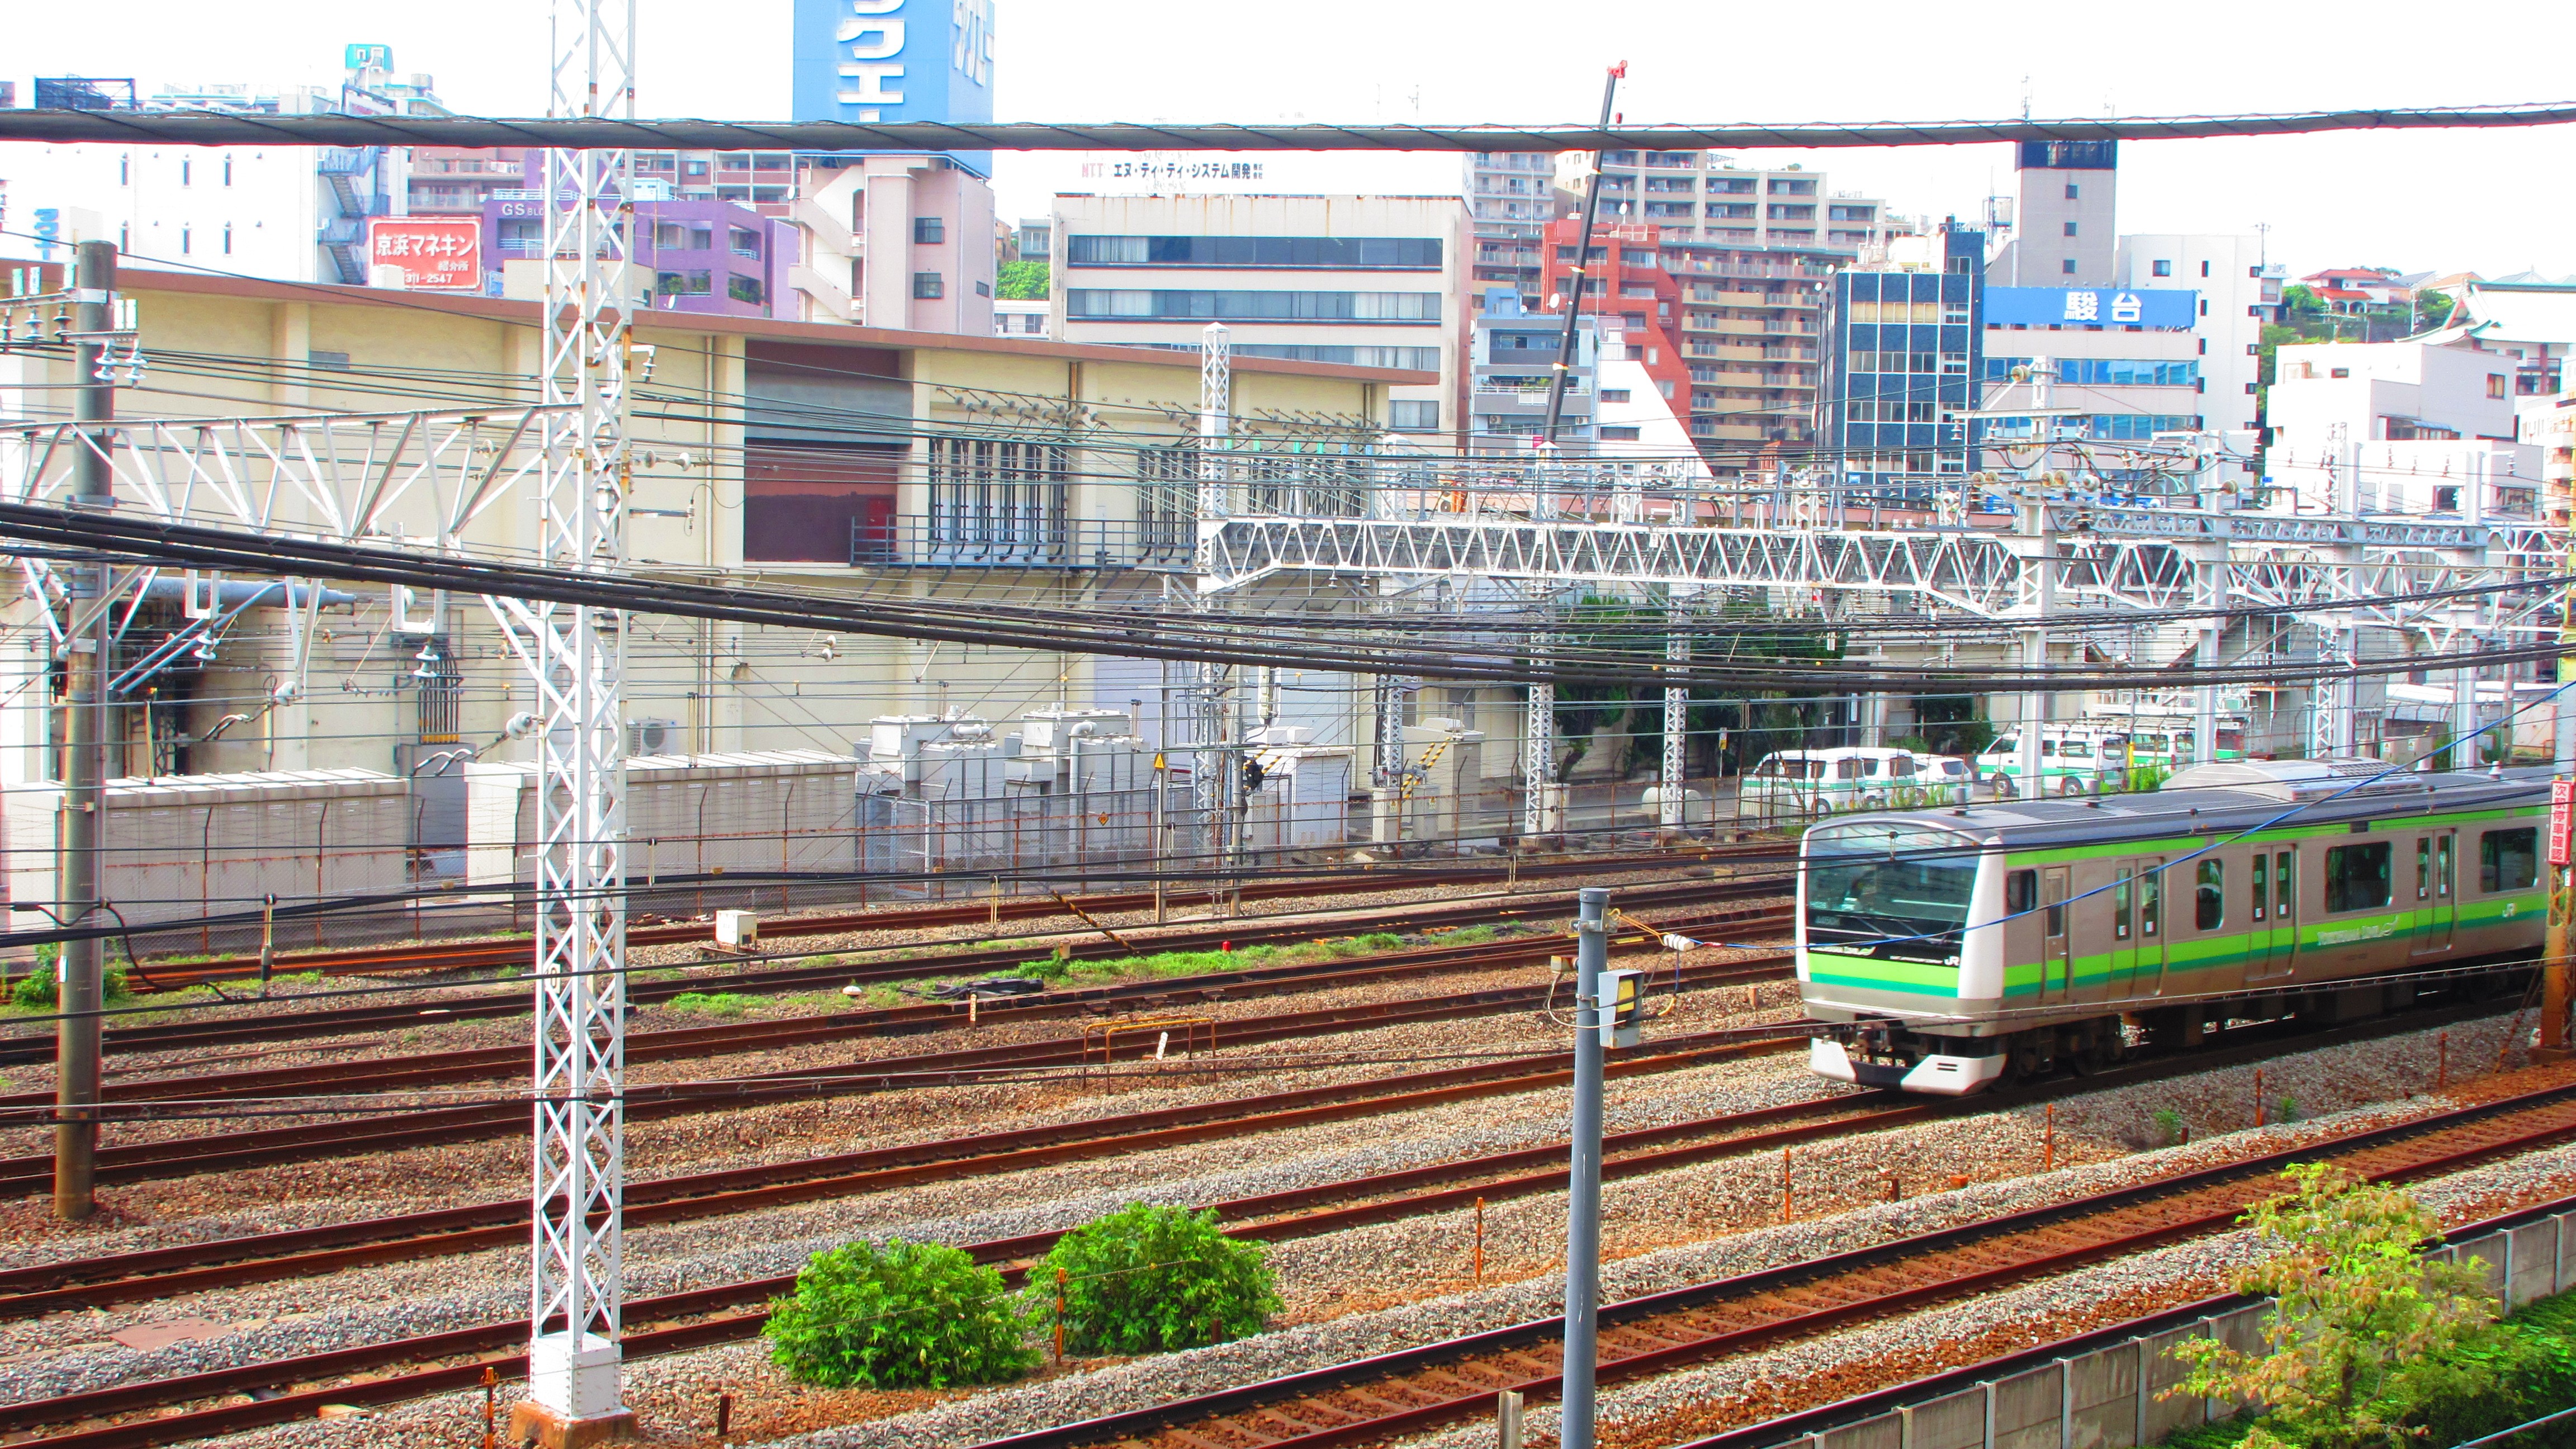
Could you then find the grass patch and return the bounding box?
[1005,927,1474,989]
[665,991,757,1018]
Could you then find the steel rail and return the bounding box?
[0,886,1786,1109]
[0,943,1797,1195]
[0,869,1786,1066]
[0,1031,1836,1319]
[18,1062,2576,1449]
[61,845,1755,995]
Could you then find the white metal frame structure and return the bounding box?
[510,0,636,1426]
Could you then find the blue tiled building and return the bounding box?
[1820,223,1986,503]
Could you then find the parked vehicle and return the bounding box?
[1973,727,2130,798]
[1910,753,1973,806]
[1741,747,1948,817]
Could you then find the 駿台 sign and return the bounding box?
[1983,286,2197,330]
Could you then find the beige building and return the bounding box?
[1550,151,1908,254]
[0,267,1418,791]
[1049,193,1473,446]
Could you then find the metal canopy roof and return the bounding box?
[0,103,2571,150]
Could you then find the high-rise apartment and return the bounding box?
[1821,225,1988,494]
[1987,140,2118,286]
[1464,152,1555,312]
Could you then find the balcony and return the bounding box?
[853,518,1196,570]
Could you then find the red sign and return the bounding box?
[366,217,482,291]
[2551,779,2573,868]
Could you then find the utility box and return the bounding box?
[714,908,759,948]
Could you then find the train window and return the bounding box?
[2113,869,2134,939]
[2276,851,2294,920]
[2482,828,2537,892]
[2438,837,2454,899]
[2195,859,2223,930]
[2251,854,2267,922]
[2005,869,2036,914]
[2416,839,2432,901]
[2323,842,2393,912]
[2140,869,2162,937]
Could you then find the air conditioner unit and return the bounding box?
[626,718,680,756]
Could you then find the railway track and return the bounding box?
[15,1050,2575,1449]
[0,870,1791,1066]
[0,1025,1828,1318]
[103,845,1772,993]
[0,917,1797,1194]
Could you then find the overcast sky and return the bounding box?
[12,0,2576,278]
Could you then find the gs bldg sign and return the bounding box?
[793,0,997,172]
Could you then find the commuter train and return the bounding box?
[1799,757,2550,1095]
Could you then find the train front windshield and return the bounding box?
[1805,825,1980,964]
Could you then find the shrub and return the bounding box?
[2152,1109,2188,1147]
[763,1238,1036,1389]
[2165,1164,2504,1449]
[12,959,131,1010]
[1031,1204,1281,1356]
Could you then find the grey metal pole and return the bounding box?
[1561,884,1612,1449]
[55,238,116,1221]
[1541,64,1626,447]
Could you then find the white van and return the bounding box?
[1740,747,1939,817]
[1910,753,1973,806]
[1973,727,2130,798]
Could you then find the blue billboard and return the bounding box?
[792,0,997,173]
[1983,286,2197,330]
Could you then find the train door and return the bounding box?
[2248,846,2297,982]
[2110,859,2166,993]
[2412,831,2457,956]
[2041,866,2073,1003]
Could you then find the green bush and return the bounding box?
[12,959,131,1010]
[2152,1109,2188,1147]
[763,1238,1036,1389]
[1031,1203,1280,1356]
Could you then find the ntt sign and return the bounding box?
[792,0,997,167]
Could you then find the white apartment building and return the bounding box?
[0,81,406,285]
[2115,234,2283,486]
[2265,337,2540,517]
[1549,151,1906,254]
[1050,193,1471,442]
[1464,151,1554,310]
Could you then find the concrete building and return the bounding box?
[0,72,411,285]
[2114,234,2281,483]
[993,298,1049,338]
[1467,288,1600,451]
[2265,335,2540,517]
[480,195,794,319]
[1822,226,1987,494]
[0,266,1417,796]
[1550,152,1907,254]
[1986,140,2118,286]
[1464,151,1555,312]
[1977,283,2204,482]
[784,154,997,334]
[1050,192,1472,442]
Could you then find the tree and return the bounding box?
[1029,1204,1280,1356]
[2165,1164,2504,1449]
[996,259,1049,300]
[764,1238,1038,1389]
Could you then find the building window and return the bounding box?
[1067,235,1443,269]
[2062,221,2078,236]
[1389,399,1439,432]
[657,269,713,295]
[2489,375,2509,398]
[2200,260,2211,277]
[727,273,764,305]
[1599,425,1641,441]
[180,159,191,186]
[913,271,944,299]
[2152,259,2172,277]
[1064,289,1441,322]
[118,154,129,186]
[914,216,946,245]
[2061,258,2077,274]
[119,224,129,250]
[222,155,233,186]
[308,350,352,371]
[974,279,992,297]
[1599,388,1632,403]
[179,226,191,254]
[926,435,1072,560]
[730,227,761,258]
[2064,183,2080,199]
[222,223,232,255]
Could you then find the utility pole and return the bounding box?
[1560,886,1612,1449]
[1540,61,1626,447]
[54,238,116,1221]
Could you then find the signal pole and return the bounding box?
[1560,886,1611,1449]
[54,238,118,1221]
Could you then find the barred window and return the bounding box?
[925,436,1072,561]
